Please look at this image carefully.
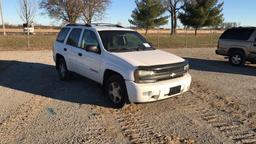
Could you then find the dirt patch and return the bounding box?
[0,49,255,143]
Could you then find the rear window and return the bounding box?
[66,28,82,47]
[220,28,254,40]
[56,28,70,43]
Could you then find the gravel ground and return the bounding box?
[0,48,255,144]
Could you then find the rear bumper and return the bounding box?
[125,73,192,103]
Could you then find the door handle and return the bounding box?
[78,53,82,57]
[64,48,67,51]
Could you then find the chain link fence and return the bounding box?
[0,31,57,51]
[0,28,222,50]
[138,29,222,49]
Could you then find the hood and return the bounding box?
[111,50,185,67]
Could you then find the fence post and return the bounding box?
[185,27,188,48]
[210,28,213,48]
[157,27,160,49]
[27,29,30,49]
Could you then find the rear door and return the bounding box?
[54,27,71,65]
[78,29,102,83]
[249,30,256,58]
[65,28,83,74]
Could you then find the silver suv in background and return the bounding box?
[216,27,256,66]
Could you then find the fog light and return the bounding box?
[151,95,160,99]
[143,91,152,96]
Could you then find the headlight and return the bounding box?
[184,64,189,71]
[134,70,156,83]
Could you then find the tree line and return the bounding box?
[19,0,224,36]
[130,0,224,35]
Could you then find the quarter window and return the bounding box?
[67,28,82,47]
[56,28,70,43]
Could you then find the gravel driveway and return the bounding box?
[0,48,255,144]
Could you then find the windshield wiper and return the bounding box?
[134,44,154,51]
[109,48,132,52]
[135,47,144,51]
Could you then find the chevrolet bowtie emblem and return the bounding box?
[170,73,176,77]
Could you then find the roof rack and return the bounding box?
[65,23,125,28]
[66,23,91,27]
[92,23,124,28]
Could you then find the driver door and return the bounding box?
[78,29,102,83]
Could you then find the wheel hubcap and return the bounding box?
[59,63,66,77]
[231,55,241,64]
[108,82,122,104]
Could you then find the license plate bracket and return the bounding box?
[166,86,181,96]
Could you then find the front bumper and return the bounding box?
[125,73,192,103]
[216,49,228,56]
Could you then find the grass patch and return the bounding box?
[0,33,220,51]
[0,33,57,51]
[144,33,220,48]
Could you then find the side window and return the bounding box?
[81,30,100,49]
[67,28,82,47]
[220,28,254,40]
[238,29,254,40]
[56,28,70,43]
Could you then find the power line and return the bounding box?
[0,0,6,36]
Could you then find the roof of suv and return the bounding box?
[65,23,134,32]
[229,26,256,30]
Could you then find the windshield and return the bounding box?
[99,31,154,52]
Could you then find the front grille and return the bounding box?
[138,61,188,82]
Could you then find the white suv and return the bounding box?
[53,23,192,108]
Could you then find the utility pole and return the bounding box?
[0,0,6,36]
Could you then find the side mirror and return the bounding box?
[86,45,100,54]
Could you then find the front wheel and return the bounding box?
[229,51,245,66]
[56,58,70,81]
[104,75,128,108]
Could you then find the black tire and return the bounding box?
[229,51,245,66]
[104,75,128,108]
[56,58,70,81]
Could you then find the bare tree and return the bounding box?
[81,0,111,24]
[40,0,84,24]
[165,0,184,35]
[19,0,37,49]
[19,0,36,25]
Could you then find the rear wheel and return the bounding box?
[104,75,128,108]
[229,51,245,66]
[56,58,70,81]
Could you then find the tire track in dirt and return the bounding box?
[65,107,116,144]
[186,81,256,144]
[112,105,195,144]
[0,96,48,144]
